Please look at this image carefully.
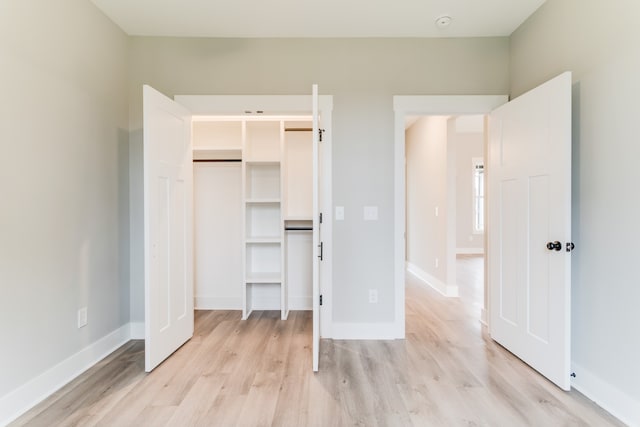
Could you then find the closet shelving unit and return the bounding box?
[192,116,313,321]
[242,120,286,320]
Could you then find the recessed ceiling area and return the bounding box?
[91,0,546,38]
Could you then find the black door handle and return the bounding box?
[546,241,562,251]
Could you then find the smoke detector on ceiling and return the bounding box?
[435,15,453,28]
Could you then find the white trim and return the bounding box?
[571,363,640,427]
[289,296,312,311]
[480,308,488,326]
[393,95,508,340]
[331,322,401,340]
[0,324,132,427]
[407,262,459,297]
[194,296,312,311]
[456,248,485,255]
[195,297,242,310]
[129,322,145,340]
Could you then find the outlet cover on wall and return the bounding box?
[335,206,345,221]
[364,206,378,221]
[368,289,378,304]
[435,258,439,268]
[77,307,87,328]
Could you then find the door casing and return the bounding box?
[392,95,508,338]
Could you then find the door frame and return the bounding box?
[175,94,334,338]
[392,95,507,338]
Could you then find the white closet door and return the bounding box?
[488,72,572,390]
[143,85,194,372]
[312,84,321,372]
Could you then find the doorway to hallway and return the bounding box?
[403,114,486,322]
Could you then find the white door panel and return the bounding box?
[489,72,572,390]
[312,84,320,372]
[144,85,194,372]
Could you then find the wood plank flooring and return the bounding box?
[12,257,622,426]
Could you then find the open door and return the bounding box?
[143,85,194,372]
[312,84,321,372]
[488,72,572,390]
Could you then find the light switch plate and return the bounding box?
[364,206,378,221]
[335,206,344,221]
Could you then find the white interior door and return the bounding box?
[488,72,572,390]
[143,85,194,372]
[312,84,321,372]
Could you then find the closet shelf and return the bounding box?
[245,198,281,204]
[245,237,281,244]
[245,273,282,284]
[193,147,242,161]
[244,159,280,165]
[284,216,312,221]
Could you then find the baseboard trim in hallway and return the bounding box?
[406,261,459,297]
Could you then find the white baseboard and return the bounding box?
[289,296,312,311]
[480,308,488,326]
[129,322,145,340]
[331,322,401,340]
[456,248,484,255]
[195,296,312,311]
[571,363,639,427]
[0,323,132,427]
[406,262,459,297]
[195,296,242,310]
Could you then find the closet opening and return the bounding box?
[404,114,486,320]
[192,116,316,320]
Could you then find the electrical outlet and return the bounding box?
[368,289,378,304]
[363,206,378,221]
[435,258,439,268]
[434,206,439,217]
[77,307,87,328]
[335,206,345,221]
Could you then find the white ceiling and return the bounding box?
[90,0,546,38]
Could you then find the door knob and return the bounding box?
[546,241,562,251]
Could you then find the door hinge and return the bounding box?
[319,128,325,142]
[320,294,323,306]
[566,242,575,252]
[319,212,323,224]
[318,241,324,261]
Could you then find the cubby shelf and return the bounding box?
[245,237,281,244]
[245,273,283,283]
[242,120,286,320]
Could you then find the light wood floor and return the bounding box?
[13,257,622,426]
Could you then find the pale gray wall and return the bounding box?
[0,0,129,398]
[511,0,640,403]
[406,117,449,284]
[452,130,484,251]
[128,37,509,323]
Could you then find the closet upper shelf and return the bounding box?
[193,147,242,161]
[244,159,280,165]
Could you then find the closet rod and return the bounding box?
[285,227,313,231]
[193,159,242,163]
[284,128,312,132]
